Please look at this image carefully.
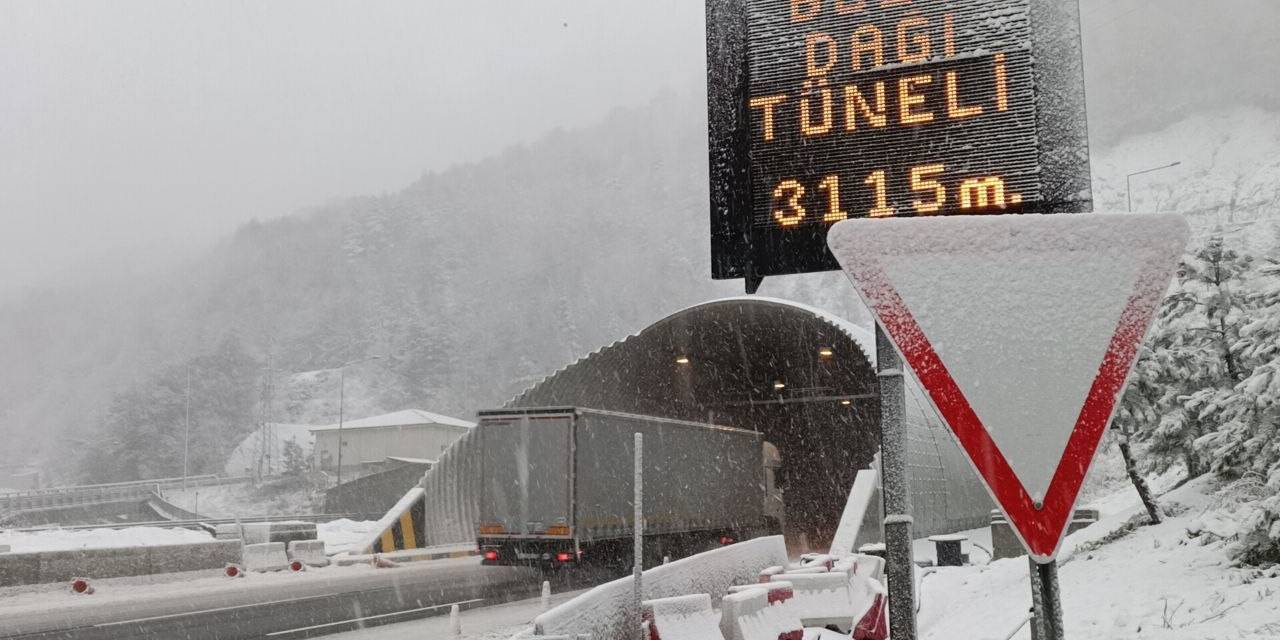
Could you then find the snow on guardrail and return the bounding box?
[532,535,788,639]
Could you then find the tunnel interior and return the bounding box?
[508,299,882,548]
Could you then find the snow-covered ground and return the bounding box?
[917,477,1280,640]
[316,519,380,555]
[0,526,213,554]
[0,518,378,555]
[162,479,323,518]
[322,587,590,640]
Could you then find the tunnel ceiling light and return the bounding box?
[819,347,835,358]
[773,381,787,390]
[841,400,852,406]
[675,356,691,365]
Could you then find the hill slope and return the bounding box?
[1,97,1276,481]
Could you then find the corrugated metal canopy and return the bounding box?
[508,297,991,546]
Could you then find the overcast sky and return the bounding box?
[2,0,1278,295]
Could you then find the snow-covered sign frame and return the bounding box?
[706,0,1092,292]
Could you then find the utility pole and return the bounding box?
[183,364,191,493]
[1126,161,1181,212]
[633,432,645,640]
[335,355,382,486]
[877,325,917,640]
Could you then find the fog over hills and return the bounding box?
[1,90,1277,482]
[1,0,1278,480]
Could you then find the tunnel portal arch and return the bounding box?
[508,297,991,547]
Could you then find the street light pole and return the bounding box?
[334,355,382,486]
[1126,161,1182,212]
[183,364,191,493]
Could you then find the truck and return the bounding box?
[476,407,784,569]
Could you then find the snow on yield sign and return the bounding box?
[828,214,1189,562]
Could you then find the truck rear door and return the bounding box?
[479,412,573,537]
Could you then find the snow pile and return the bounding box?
[316,519,379,555]
[0,526,213,553]
[533,535,788,639]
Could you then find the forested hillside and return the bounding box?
[0,93,862,481]
[0,96,1276,484]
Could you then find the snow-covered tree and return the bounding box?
[1134,235,1254,477]
[1197,253,1280,563]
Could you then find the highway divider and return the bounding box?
[287,540,330,568]
[242,542,290,572]
[0,540,240,586]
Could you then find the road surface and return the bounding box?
[323,586,590,639]
[0,557,544,639]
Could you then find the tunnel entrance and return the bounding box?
[508,298,882,549]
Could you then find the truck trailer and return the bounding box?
[476,407,782,569]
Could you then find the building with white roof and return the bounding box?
[310,409,474,478]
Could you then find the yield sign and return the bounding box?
[828,214,1189,562]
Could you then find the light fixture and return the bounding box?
[675,356,691,365]
[819,347,835,358]
[773,381,787,390]
[841,400,852,406]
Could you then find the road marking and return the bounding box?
[93,593,340,627]
[265,598,485,636]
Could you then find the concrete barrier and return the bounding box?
[243,542,290,572]
[287,540,330,568]
[643,594,724,640]
[991,508,1099,560]
[0,540,241,586]
[0,544,10,553]
[719,588,803,640]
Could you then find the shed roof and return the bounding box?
[311,409,475,433]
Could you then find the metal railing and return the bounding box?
[0,475,254,517]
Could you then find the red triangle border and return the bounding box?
[859,257,1171,562]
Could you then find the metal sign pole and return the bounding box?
[876,325,918,640]
[1034,560,1066,640]
[1028,556,1045,640]
[633,432,645,640]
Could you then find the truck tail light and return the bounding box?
[556,552,573,563]
[479,523,506,535]
[483,549,499,562]
[719,535,737,546]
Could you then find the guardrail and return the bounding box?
[5,513,364,534]
[0,475,256,519]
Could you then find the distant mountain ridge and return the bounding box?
[0,96,1276,481]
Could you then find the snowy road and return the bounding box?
[322,587,589,640]
[0,557,545,640]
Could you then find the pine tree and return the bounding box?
[1134,235,1253,478]
[81,334,260,482]
[1197,253,1280,563]
[282,437,309,476]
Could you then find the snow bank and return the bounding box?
[316,519,379,555]
[533,536,788,639]
[915,476,1280,640]
[0,526,213,553]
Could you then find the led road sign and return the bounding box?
[706,0,1092,290]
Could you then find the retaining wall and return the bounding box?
[0,540,241,586]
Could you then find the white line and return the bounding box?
[265,598,486,636]
[93,594,339,627]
